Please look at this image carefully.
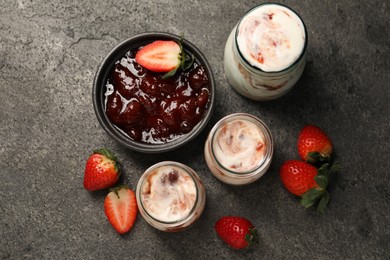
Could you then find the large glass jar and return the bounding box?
[204,113,273,185]
[136,161,206,232]
[224,3,308,101]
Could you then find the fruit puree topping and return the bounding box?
[104,45,210,144]
[236,4,305,72]
[213,119,265,172]
[141,165,197,222]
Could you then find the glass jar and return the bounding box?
[136,161,206,232]
[224,3,308,101]
[204,113,273,185]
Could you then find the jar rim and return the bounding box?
[136,161,200,225]
[209,113,273,176]
[234,2,308,74]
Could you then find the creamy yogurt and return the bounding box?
[137,161,206,231]
[236,4,306,72]
[213,119,265,172]
[140,165,196,222]
[223,3,307,101]
[204,113,273,185]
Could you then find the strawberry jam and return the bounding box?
[104,47,210,144]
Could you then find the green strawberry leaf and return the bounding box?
[244,227,259,248]
[314,175,328,190]
[301,189,323,209]
[300,162,340,214]
[93,148,117,162]
[163,66,179,79]
[316,191,330,214]
[113,162,121,175]
[307,151,321,163]
[181,53,194,71]
[328,161,341,180]
[307,151,332,167]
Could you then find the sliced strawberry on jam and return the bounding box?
[135,40,181,73]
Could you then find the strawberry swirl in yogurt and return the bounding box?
[236,4,306,72]
[141,165,196,222]
[213,120,265,172]
[223,3,307,101]
[137,161,206,231]
[204,113,273,185]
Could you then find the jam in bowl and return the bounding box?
[93,32,215,153]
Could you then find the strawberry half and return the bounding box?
[135,40,181,73]
[280,160,340,214]
[83,148,121,191]
[215,216,258,250]
[135,40,194,79]
[104,186,137,234]
[297,125,333,164]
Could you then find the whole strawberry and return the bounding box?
[83,148,121,191]
[280,160,339,214]
[104,186,137,234]
[215,216,258,249]
[298,125,333,164]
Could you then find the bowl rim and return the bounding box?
[92,32,215,153]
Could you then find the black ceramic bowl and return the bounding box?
[92,32,215,153]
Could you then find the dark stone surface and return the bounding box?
[0,0,389,259]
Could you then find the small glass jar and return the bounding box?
[204,113,273,185]
[224,3,308,101]
[136,161,206,232]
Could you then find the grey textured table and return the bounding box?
[1,0,389,259]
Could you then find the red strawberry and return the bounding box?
[83,148,121,191]
[280,160,318,196]
[298,125,333,164]
[280,160,339,214]
[135,40,181,73]
[104,186,137,234]
[215,216,258,249]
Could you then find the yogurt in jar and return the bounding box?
[137,161,206,231]
[224,3,307,101]
[204,113,273,185]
